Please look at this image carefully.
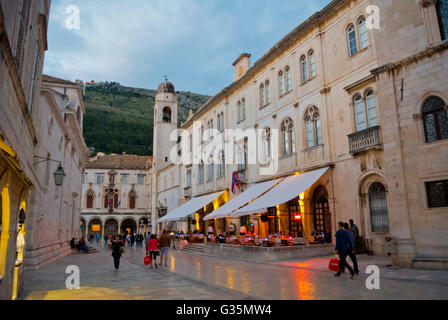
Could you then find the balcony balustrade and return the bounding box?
[348,126,382,154]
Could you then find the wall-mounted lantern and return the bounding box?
[33,156,66,186]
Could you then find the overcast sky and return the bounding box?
[44,0,332,96]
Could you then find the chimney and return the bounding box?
[232,53,251,82]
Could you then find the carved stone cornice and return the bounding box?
[421,0,437,8]
[371,41,448,77]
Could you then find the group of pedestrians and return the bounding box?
[110,230,172,272]
[88,233,100,245]
[334,219,360,279]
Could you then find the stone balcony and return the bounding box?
[348,126,382,155]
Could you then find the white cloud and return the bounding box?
[44,0,332,94]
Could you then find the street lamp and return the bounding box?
[33,156,66,186]
[53,165,66,186]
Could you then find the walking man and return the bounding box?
[334,222,355,279]
[344,223,359,275]
[159,230,171,267]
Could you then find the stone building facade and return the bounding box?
[81,154,153,242]
[24,75,89,269]
[155,0,448,269]
[0,0,52,299]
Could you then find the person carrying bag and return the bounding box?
[146,234,159,269]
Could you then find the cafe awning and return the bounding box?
[231,167,330,217]
[158,191,224,223]
[204,178,284,221]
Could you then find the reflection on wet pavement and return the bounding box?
[22,245,448,300]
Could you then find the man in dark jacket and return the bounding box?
[334,222,355,278]
[344,223,359,274]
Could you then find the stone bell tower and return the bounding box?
[153,79,178,173]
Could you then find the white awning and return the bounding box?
[158,191,224,223]
[203,178,284,221]
[231,167,330,217]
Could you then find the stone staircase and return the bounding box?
[71,245,99,254]
[179,243,205,255]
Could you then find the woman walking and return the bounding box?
[111,235,123,272]
[146,234,159,269]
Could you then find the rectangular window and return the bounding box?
[137,174,145,185]
[426,180,448,208]
[121,175,128,184]
[96,175,104,185]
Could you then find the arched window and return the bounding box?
[305,106,322,148]
[436,0,448,41]
[354,95,366,131]
[260,84,265,107]
[217,112,225,132]
[162,107,171,122]
[265,81,271,104]
[281,118,295,156]
[285,66,291,92]
[365,90,378,127]
[218,151,226,177]
[422,96,448,142]
[300,55,308,83]
[279,70,285,96]
[114,193,119,209]
[237,143,248,172]
[86,190,94,209]
[198,161,204,184]
[308,50,316,78]
[369,182,390,232]
[129,190,137,209]
[353,90,377,132]
[207,154,214,181]
[200,125,204,144]
[357,16,369,49]
[262,127,272,163]
[347,24,358,56]
[237,101,242,122]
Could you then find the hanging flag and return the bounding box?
[231,172,241,194]
[117,200,121,208]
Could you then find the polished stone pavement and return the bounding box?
[21,244,448,300]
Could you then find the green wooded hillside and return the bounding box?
[82,82,210,156]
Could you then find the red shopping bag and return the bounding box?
[328,257,340,272]
[144,255,152,266]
